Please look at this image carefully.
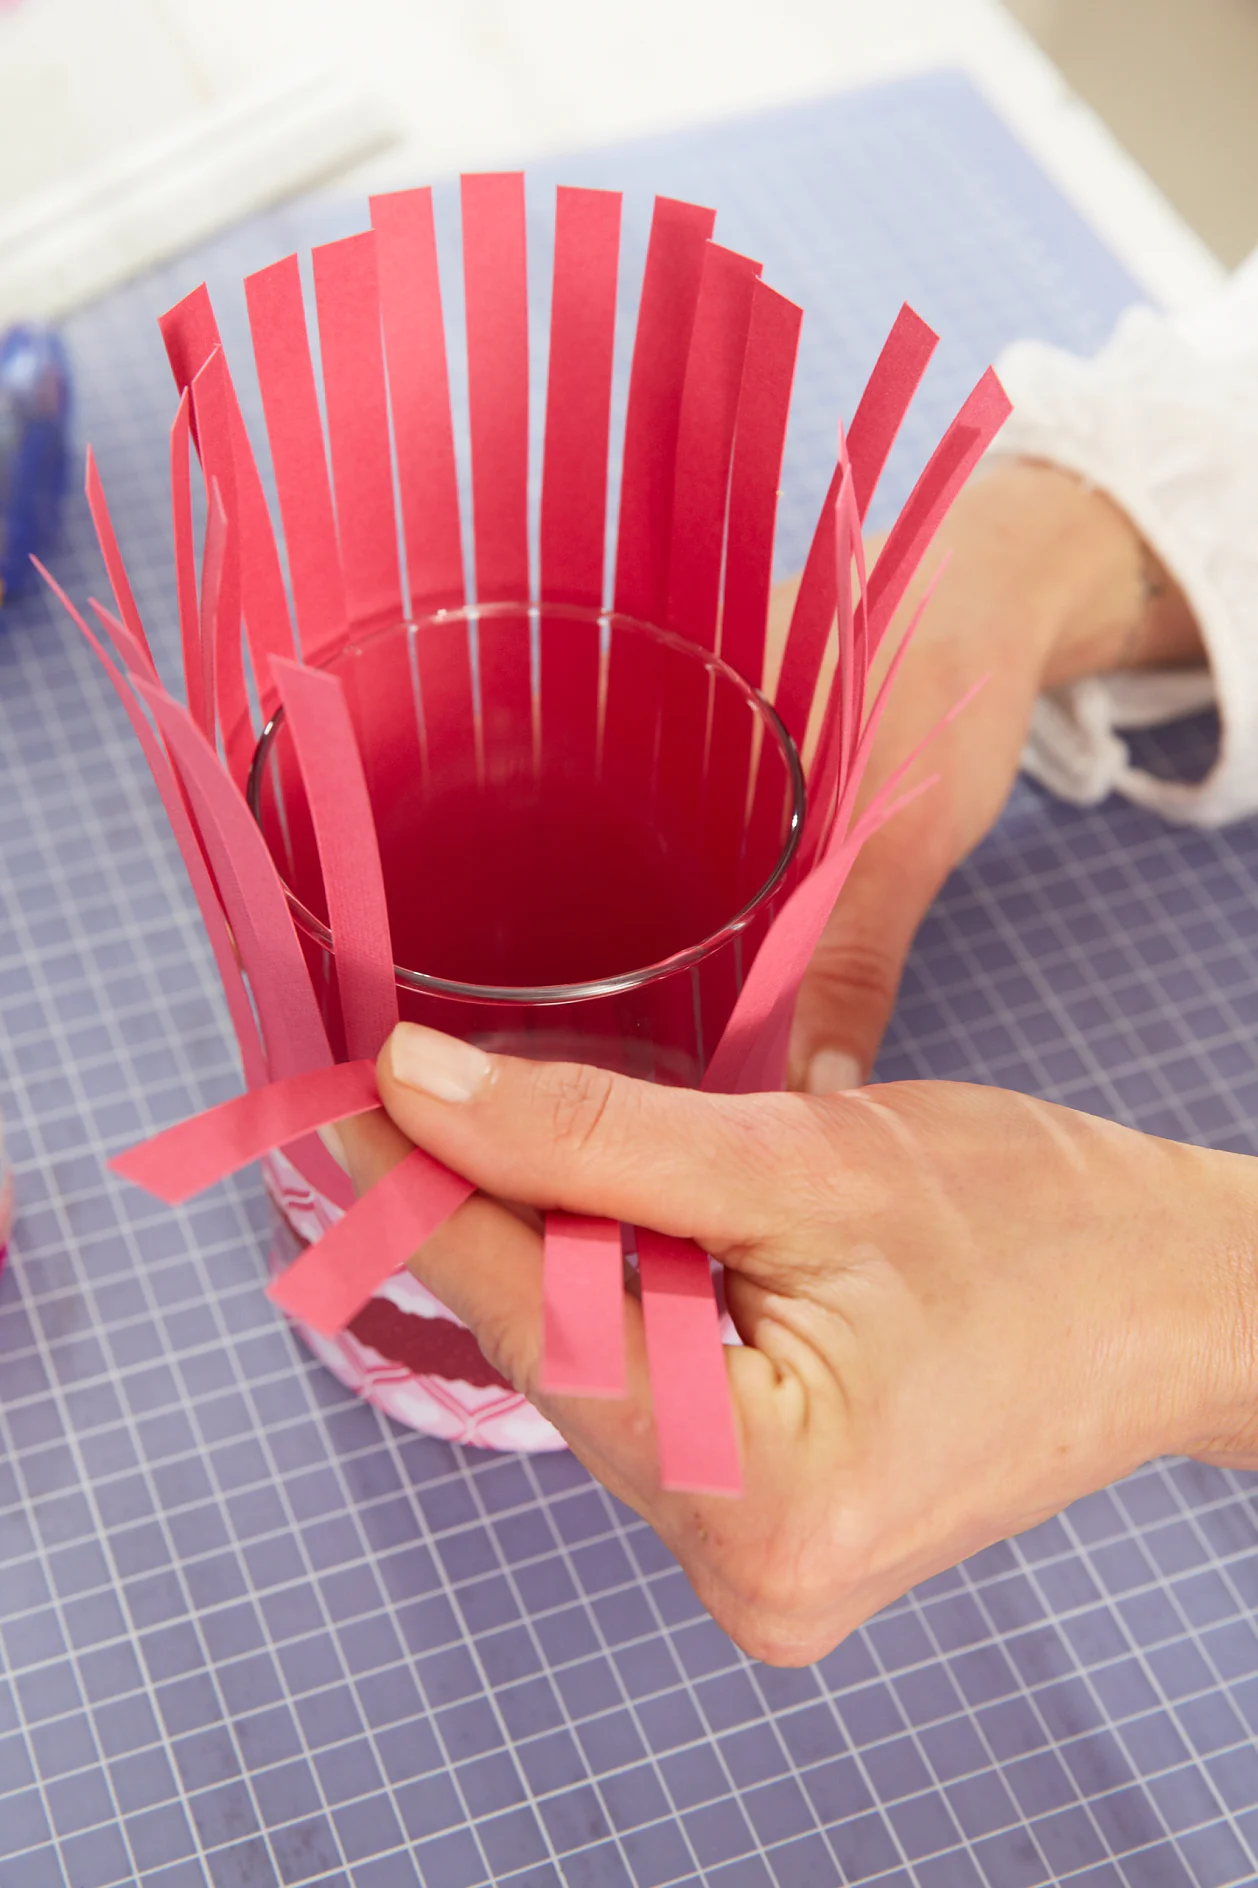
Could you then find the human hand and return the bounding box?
[340,1024,1258,1665]
[779,460,1203,1092]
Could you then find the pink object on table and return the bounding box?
[52,179,1011,1490]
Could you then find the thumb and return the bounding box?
[788,800,951,1092]
[375,1021,796,1252]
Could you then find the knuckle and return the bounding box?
[806,937,902,1025]
[540,1060,618,1158]
[470,1309,538,1401]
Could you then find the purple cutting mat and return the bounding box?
[2,69,1257,1888]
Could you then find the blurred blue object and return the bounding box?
[0,324,71,607]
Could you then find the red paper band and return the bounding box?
[137,678,333,1086]
[268,1147,473,1335]
[462,173,530,606]
[271,658,399,1061]
[189,357,250,777]
[158,287,296,714]
[84,449,152,669]
[246,254,349,665]
[312,231,403,632]
[541,186,621,609]
[846,302,938,522]
[865,367,1011,650]
[370,188,466,616]
[666,242,760,652]
[719,282,802,690]
[110,1061,379,1205]
[39,564,268,1095]
[638,1229,741,1495]
[540,1213,626,1400]
[158,283,219,417]
[170,392,210,739]
[614,196,716,625]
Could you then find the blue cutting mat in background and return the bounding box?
[3,67,1258,1888]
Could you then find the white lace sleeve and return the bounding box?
[990,248,1258,827]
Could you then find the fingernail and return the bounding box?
[389,1023,493,1103]
[805,1049,863,1094]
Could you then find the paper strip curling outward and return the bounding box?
[85,447,153,668]
[540,1214,626,1399]
[110,1062,380,1205]
[845,302,939,523]
[189,354,250,775]
[170,391,210,739]
[268,1148,474,1335]
[270,657,399,1062]
[638,1230,742,1496]
[35,562,269,1097]
[158,282,297,705]
[134,681,333,1085]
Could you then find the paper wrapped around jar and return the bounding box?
[42,177,1010,1494]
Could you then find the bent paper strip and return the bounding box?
[111,1062,380,1205]
[268,1147,473,1335]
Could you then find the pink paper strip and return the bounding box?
[614,196,717,625]
[111,1061,380,1204]
[199,481,229,753]
[638,1229,741,1495]
[268,1146,473,1335]
[137,678,332,1083]
[84,449,153,668]
[719,282,802,689]
[312,231,403,631]
[666,242,760,652]
[845,303,938,521]
[158,283,219,417]
[461,172,530,604]
[170,392,209,738]
[159,285,297,701]
[370,187,466,615]
[86,598,155,681]
[246,254,349,664]
[540,1213,626,1399]
[189,357,251,776]
[706,668,973,1097]
[38,562,268,1095]
[541,186,621,607]
[773,460,842,749]
[271,658,399,1061]
[864,368,1011,652]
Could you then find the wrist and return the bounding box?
[974,457,1203,688]
[1172,1142,1258,1467]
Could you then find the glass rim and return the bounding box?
[247,601,805,1006]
